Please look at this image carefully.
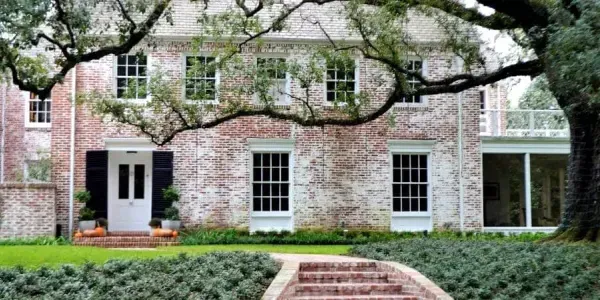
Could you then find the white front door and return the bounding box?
[108,151,152,231]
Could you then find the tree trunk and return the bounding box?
[552,104,600,242]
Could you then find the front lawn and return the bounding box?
[0,252,278,300]
[352,239,600,300]
[0,244,350,268]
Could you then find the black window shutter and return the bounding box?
[85,151,108,219]
[152,151,174,218]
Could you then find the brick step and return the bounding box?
[298,272,389,284]
[288,296,418,300]
[294,283,403,297]
[73,241,180,248]
[75,236,176,242]
[300,262,379,273]
[106,231,151,237]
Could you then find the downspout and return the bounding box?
[0,82,7,183]
[456,56,465,232]
[68,67,77,237]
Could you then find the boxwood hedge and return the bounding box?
[180,228,547,245]
[351,239,600,300]
[0,252,279,300]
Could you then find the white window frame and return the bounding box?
[113,54,150,102]
[388,140,434,218]
[254,55,291,106]
[24,92,51,128]
[181,53,220,105]
[395,57,428,106]
[248,138,294,218]
[323,57,360,105]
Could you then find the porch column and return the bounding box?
[524,153,532,227]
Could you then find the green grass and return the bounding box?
[0,244,350,268]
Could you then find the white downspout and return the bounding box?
[68,67,77,237]
[456,57,465,232]
[0,82,7,183]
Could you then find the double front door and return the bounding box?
[108,151,152,231]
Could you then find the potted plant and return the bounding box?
[161,185,181,230]
[148,218,162,236]
[76,190,96,231]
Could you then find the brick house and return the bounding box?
[0,1,570,238]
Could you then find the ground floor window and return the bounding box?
[483,153,567,227]
[392,154,429,212]
[251,152,290,212]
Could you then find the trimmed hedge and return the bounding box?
[0,237,70,246]
[180,228,548,245]
[351,239,600,300]
[0,252,279,300]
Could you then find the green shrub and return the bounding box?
[78,207,95,221]
[74,190,91,203]
[164,207,180,221]
[351,239,600,300]
[179,228,548,245]
[0,237,71,246]
[0,252,279,300]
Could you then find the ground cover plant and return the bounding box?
[351,239,600,300]
[0,237,70,246]
[0,252,279,300]
[180,228,547,245]
[0,245,350,268]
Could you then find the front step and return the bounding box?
[300,262,379,272]
[73,231,179,248]
[289,296,419,300]
[298,272,389,284]
[294,283,404,297]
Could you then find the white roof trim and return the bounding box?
[388,140,436,152]
[104,138,156,151]
[481,137,570,154]
[248,138,295,151]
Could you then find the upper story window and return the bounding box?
[116,54,147,99]
[325,59,357,102]
[252,152,290,212]
[401,59,424,103]
[392,154,429,213]
[26,92,51,128]
[256,57,289,104]
[184,55,218,102]
[479,90,486,114]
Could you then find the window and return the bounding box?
[401,60,424,103]
[256,57,288,104]
[325,59,356,102]
[24,159,51,182]
[116,54,148,99]
[26,92,51,127]
[392,154,429,212]
[252,153,290,212]
[184,56,217,102]
[480,90,486,114]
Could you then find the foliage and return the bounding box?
[25,152,52,182]
[162,185,180,204]
[0,252,279,300]
[74,190,91,204]
[0,245,349,268]
[148,218,162,228]
[180,228,547,245]
[164,207,180,221]
[78,207,94,221]
[0,237,70,246]
[518,75,559,110]
[351,239,600,300]
[95,218,108,228]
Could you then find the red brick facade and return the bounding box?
[0,183,56,238]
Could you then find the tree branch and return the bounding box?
[115,0,138,34]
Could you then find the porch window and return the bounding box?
[392,154,429,212]
[252,153,290,212]
[325,59,356,102]
[26,92,51,127]
[256,57,289,104]
[116,54,148,99]
[184,56,217,102]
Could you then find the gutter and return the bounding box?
[456,56,465,231]
[0,82,6,183]
[68,67,77,237]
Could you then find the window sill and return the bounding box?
[251,103,292,110]
[393,104,430,112]
[391,212,431,218]
[25,124,51,131]
[251,211,293,218]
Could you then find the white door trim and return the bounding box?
[107,151,153,231]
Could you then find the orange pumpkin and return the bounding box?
[74,231,83,238]
[83,229,99,237]
[172,231,178,238]
[95,227,105,236]
[152,228,162,237]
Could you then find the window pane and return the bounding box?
[281,154,289,167]
[420,198,428,212]
[530,154,568,227]
[134,164,145,199]
[272,197,280,211]
[118,66,126,76]
[272,154,280,167]
[393,169,401,182]
[483,154,526,227]
[281,198,289,211]
[272,167,280,181]
[393,198,400,211]
[253,198,261,211]
[281,168,289,181]
[281,183,289,197]
[262,168,270,181]
[401,198,410,211]
[262,184,270,196]
[393,155,400,168]
[118,164,129,199]
[253,168,261,181]
[392,184,400,197]
[411,198,419,212]
[262,198,271,211]
[272,184,280,196]
[253,183,261,197]
[263,153,271,166]
[253,153,261,166]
